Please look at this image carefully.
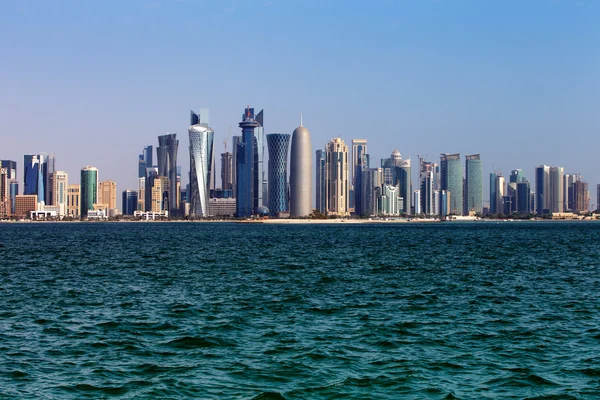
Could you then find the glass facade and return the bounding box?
[189,125,214,217]
[80,167,98,218]
[236,107,264,217]
[266,133,291,216]
[516,181,531,213]
[157,133,179,215]
[440,154,463,215]
[122,190,138,215]
[315,150,326,213]
[465,154,482,215]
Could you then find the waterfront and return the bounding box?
[1,222,599,398]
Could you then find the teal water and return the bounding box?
[1,222,599,399]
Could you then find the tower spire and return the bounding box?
[300,112,303,127]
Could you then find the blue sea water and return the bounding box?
[1,222,599,399]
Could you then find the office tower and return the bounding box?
[440,153,463,215]
[122,189,138,215]
[489,173,505,214]
[221,152,233,190]
[67,184,80,218]
[8,180,18,214]
[489,173,497,214]
[52,171,68,216]
[0,160,17,180]
[98,180,117,210]
[189,123,214,218]
[435,190,450,216]
[325,137,349,216]
[315,150,326,214]
[420,170,434,215]
[266,133,291,216]
[597,184,600,212]
[535,165,550,214]
[563,174,576,211]
[144,167,159,212]
[80,166,98,218]
[236,107,266,216]
[381,185,401,216]
[23,154,53,204]
[572,179,588,212]
[464,154,483,215]
[157,133,179,215]
[352,139,368,214]
[150,176,169,213]
[381,151,411,214]
[516,181,531,213]
[360,167,382,216]
[138,145,152,211]
[290,116,312,217]
[549,166,564,213]
[0,167,8,218]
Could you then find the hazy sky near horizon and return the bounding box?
[1,0,599,206]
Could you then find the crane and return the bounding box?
[223,127,232,152]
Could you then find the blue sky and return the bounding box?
[1,0,598,206]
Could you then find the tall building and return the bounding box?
[352,139,368,214]
[325,137,349,216]
[510,169,525,184]
[464,154,482,215]
[15,195,38,218]
[157,133,179,215]
[563,174,576,211]
[138,145,152,211]
[0,167,9,219]
[535,165,550,214]
[420,170,434,215]
[52,171,68,216]
[572,179,588,213]
[231,135,241,198]
[549,166,564,213]
[144,167,159,212]
[381,185,401,216]
[290,117,312,217]
[67,184,80,218]
[189,123,214,218]
[0,160,17,180]
[122,189,138,215]
[381,150,411,215]
[440,153,463,215]
[80,166,98,218]
[315,150,326,214]
[266,133,291,216]
[221,152,233,191]
[151,176,169,213]
[360,167,382,216]
[23,154,54,205]
[516,180,531,213]
[236,107,266,216]
[597,184,600,212]
[99,180,117,210]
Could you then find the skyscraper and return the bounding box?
[572,179,588,213]
[266,133,291,216]
[52,171,68,216]
[315,150,326,214]
[535,165,550,214]
[516,180,531,214]
[122,189,138,215]
[290,117,312,217]
[138,145,152,212]
[549,166,564,213]
[80,166,98,218]
[0,167,9,219]
[420,170,434,215]
[325,137,349,216]
[510,169,524,184]
[0,160,17,180]
[381,150,411,215]
[440,153,463,215]
[221,152,233,191]
[99,180,117,210]
[189,123,214,218]
[67,184,80,218]
[158,133,179,215]
[23,154,53,205]
[360,167,382,216]
[464,154,483,215]
[352,139,368,214]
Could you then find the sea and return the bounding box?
[1,222,599,399]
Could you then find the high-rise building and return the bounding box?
[516,181,531,213]
[290,117,312,217]
[189,123,214,218]
[440,153,463,215]
[535,165,550,214]
[52,171,68,216]
[80,166,98,218]
[563,174,576,211]
[67,184,80,218]
[381,185,401,216]
[0,167,9,219]
[360,167,382,216]
[572,179,588,213]
[381,151,411,215]
[122,189,138,215]
[0,160,17,180]
[413,190,421,215]
[549,166,564,213]
[15,195,38,218]
[157,133,179,215]
[420,170,434,215]
[221,152,233,191]
[144,167,159,212]
[464,154,482,215]
[266,133,291,216]
[236,107,266,216]
[352,139,368,214]
[231,135,241,198]
[9,180,18,215]
[151,176,169,213]
[23,154,54,205]
[325,137,349,216]
[510,169,525,184]
[315,150,326,214]
[489,173,505,214]
[138,145,152,211]
[99,180,117,210]
[597,184,600,212]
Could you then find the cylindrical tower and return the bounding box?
[266,133,291,216]
[189,124,214,217]
[290,120,312,217]
[80,166,98,218]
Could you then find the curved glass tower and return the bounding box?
[266,133,291,216]
[189,124,214,217]
[290,119,312,217]
[80,166,98,218]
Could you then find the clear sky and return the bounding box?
[1,0,598,207]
